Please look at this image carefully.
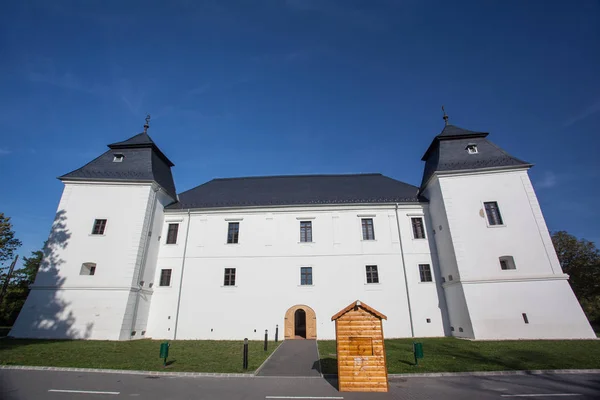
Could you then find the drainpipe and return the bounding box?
[129,186,160,338]
[395,203,415,337]
[173,209,192,340]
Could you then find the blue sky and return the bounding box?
[1,0,599,266]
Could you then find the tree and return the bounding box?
[0,213,22,265]
[552,231,600,325]
[0,248,43,326]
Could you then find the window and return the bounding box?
[166,223,179,244]
[411,217,426,239]
[159,269,172,286]
[484,201,503,226]
[499,256,516,270]
[522,313,529,324]
[227,222,239,244]
[113,154,124,162]
[91,219,107,235]
[300,221,312,243]
[366,265,379,284]
[466,144,478,154]
[80,262,96,276]
[419,264,433,282]
[224,268,236,286]
[300,267,313,285]
[361,218,375,240]
[448,274,453,281]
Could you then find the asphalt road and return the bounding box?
[1,369,599,399]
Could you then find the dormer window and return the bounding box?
[113,154,124,162]
[466,144,478,154]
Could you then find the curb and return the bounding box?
[0,365,253,378]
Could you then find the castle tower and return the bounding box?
[10,122,177,340]
[420,121,595,339]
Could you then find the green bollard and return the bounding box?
[413,342,423,366]
[160,341,170,367]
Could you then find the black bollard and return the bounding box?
[243,338,248,370]
[264,329,268,351]
[275,324,279,343]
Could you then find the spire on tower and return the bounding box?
[442,106,449,126]
[143,114,151,134]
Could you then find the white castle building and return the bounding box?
[10,117,595,341]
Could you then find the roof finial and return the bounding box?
[442,106,449,126]
[143,114,151,134]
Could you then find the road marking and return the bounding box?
[265,397,344,399]
[48,389,120,395]
[501,395,582,398]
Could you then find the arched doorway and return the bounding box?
[294,309,306,338]
[284,304,317,339]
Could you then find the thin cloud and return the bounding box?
[0,148,10,155]
[536,171,557,189]
[563,99,600,127]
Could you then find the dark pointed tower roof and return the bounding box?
[420,123,531,190]
[60,131,177,200]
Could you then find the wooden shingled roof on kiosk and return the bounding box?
[331,300,387,321]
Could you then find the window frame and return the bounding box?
[483,201,504,227]
[227,222,240,244]
[411,217,426,239]
[299,221,313,243]
[418,264,433,282]
[300,266,313,286]
[159,269,172,287]
[365,265,379,284]
[499,255,516,270]
[80,262,96,276]
[466,144,478,154]
[166,223,179,244]
[361,218,375,241]
[113,154,124,162]
[91,219,107,235]
[223,268,236,286]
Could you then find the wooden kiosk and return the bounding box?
[331,300,388,392]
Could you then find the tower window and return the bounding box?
[499,256,516,270]
[484,201,504,226]
[300,267,313,285]
[300,221,312,243]
[91,219,107,235]
[113,154,124,162]
[466,144,478,154]
[80,262,96,276]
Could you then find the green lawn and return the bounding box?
[317,337,600,374]
[0,339,280,373]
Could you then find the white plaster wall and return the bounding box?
[146,205,447,340]
[464,280,596,339]
[11,182,155,340]
[443,283,474,338]
[433,168,594,339]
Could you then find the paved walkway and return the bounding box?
[257,339,321,377]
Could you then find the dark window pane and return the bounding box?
[92,219,107,235]
[366,265,379,283]
[166,224,179,244]
[160,269,172,286]
[419,264,432,282]
[89,266,96,276]
[362,219,375,240]
[484,202,503,226]
[300,221,312,242]
[300,267,312,285]
[224,268,236,286]
[411,218,426,239]
[227,222,240,244]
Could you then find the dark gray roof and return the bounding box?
[60,132,177,200]
[167,173,423,210]
[420,124,531,189]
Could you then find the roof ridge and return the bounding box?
[211,173,383,181]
